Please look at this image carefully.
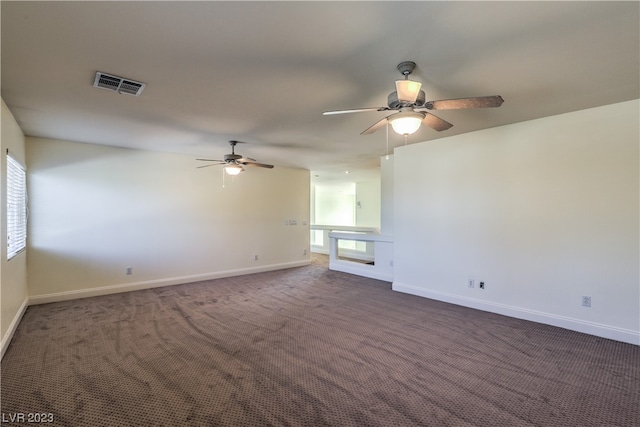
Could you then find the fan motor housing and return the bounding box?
[224,154,242,161]
[388,90,426,109]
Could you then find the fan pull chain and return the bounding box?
[222,167,226,188]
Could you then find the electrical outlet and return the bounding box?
[468,279,475,288]
[126,267,132,275]
[303,249,308,255]
[254,255,259,261]
[479,281,485,289]
[582,296,591,307]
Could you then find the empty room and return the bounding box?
[1,2,638,426]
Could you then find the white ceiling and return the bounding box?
[2,1,638,182]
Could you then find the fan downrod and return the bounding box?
[226,140,241,160]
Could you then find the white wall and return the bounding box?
[393,100,639,345]
[355,179,380,228]
[26,137,310,301]
[1,99,29,356]
[380,155,394,235]
[313,173,381,229]
[313,183,356,226]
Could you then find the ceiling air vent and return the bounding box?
[93,72,146,96]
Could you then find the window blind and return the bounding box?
[7,154,27,260]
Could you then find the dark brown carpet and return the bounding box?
[2,254,638,426]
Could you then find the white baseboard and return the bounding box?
[393,282,639,346]
[29,260,311,306]
[330,259,393,282]
[1,297,29,359]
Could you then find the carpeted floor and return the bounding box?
[2,254,638,426]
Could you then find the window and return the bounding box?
[7,153,27,260]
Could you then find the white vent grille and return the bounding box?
[93,72,146,96]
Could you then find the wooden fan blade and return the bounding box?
[395,79,422,103]
[423,113,453,132]
[361,116,389,135]
[323,107,389,115]
[196,158,225,162]
[425,95,504,110]
[241,161,274,169]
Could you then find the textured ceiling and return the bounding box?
[2,1,638,182]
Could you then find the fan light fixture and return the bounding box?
[395,79,422,103]
[224,164,244,175]
[323,60,503,137]
[389,111,424,135]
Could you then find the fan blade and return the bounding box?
[196,158,225,162]
[395,79,422,103]
[423,113,453,132]
[196,163,224,169]
[425,95,504,110]
[361,116,389,135]
[323,107,389,115]
[237,157,256,162]
[240,161,274,169]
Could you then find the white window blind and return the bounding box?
[7,153,27,260]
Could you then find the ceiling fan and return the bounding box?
[323,61,504,136]
[196,140,274,175]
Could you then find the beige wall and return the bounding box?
[1,99,29,354]
[393,100,639,344]
[26,137,310,300]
